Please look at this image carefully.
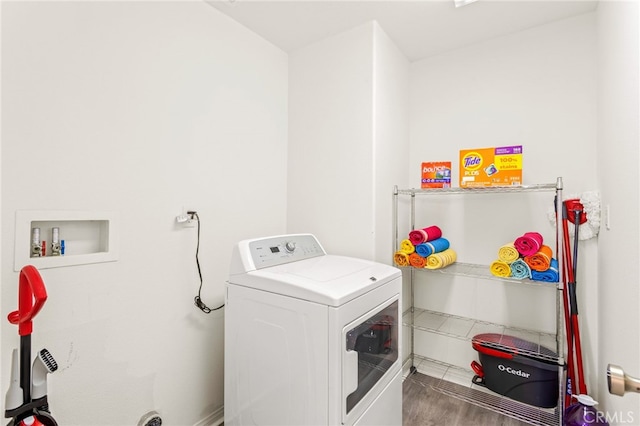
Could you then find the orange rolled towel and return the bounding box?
[409,252,427,268]
[394,251,410,267]
[524,245,553,272]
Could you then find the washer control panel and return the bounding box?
[248,234,326,269]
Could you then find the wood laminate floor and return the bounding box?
[403,373,530,426]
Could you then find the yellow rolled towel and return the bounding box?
[498,243,519,264]
[400,239,415,254]
[394,251,410,267]
[443,248,457,265]
[426,253,444,269]
[425,248,457,269]
[490,260,511,277]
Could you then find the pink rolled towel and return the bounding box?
[514,232,543,257]
[408,225,443,246]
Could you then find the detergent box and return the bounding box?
[421,161,451,188]
[459,145,523,188]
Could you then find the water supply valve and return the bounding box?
[50,228,61,256]
[31,228,41,257]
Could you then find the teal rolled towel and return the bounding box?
[510,259,531,279]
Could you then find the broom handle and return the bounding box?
[562,212,576,408]
[572,209,581,282]
[572,208,588,395]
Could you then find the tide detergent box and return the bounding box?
[421,161,451,188]
[459,146,522,187]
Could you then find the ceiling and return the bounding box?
[205,0,598,62]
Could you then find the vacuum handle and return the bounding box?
[7,265,48,336]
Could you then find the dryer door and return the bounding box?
[342,296,399,423]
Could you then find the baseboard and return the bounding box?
[193,406,223,426]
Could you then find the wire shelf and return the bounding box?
[403,308,561,364]
[395,183,558,196]
[397,262,559,288]
[405,355,561,426]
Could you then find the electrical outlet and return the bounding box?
[176,209,197,228]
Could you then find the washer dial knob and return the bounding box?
[284,241,296,253]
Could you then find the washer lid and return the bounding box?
[229,254,401,306]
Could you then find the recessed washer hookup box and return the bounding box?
[459,145,522,187]
[471,333,559,408]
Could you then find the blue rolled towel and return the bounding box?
[510,258,531,279]
[416,238,450,257]
[426,237,450,253]
[415,243,432,257]
[531,258,559,282]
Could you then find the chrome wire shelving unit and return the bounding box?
[395,182,557,196]
[393,178,565,426]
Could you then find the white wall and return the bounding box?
[372,24,411,264]
[1,2,288,425]
[288,21,409,261]
[410,12,597,193]
[596,0,640,420]
[287,22,375,259]
[408,13,601,384]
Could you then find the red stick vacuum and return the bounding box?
[4,266,58,426]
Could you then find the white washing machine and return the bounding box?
[225,234,402,426]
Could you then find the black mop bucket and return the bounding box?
[471,333,559,408]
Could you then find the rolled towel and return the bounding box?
[490,260,511,278]
[531,258,559,282]
[524,245,553,272]
[394,251,410,267]
[408,225,443,245]
[424,237,450,254]
[400,239,415,254]
[423,225,443,241]
[425,248,457,269]
[408,230,425,246]
[415,243,433,258]
[514,232,543,257]
[416,238,450,258]
[409,253,427,268]
[510,258,531,279]
[498,243,520,264]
